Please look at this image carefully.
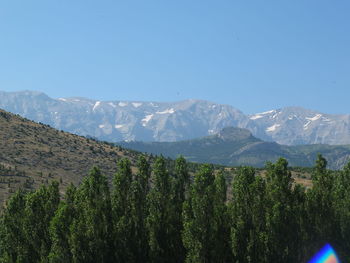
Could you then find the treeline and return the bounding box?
[0,155,349,262]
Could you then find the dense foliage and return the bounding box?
[0,154,349,262]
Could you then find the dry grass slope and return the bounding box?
[0,109,143,205]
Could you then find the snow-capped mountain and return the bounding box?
[0,90,247,142]
[0,90,349,145]
[246,107,350,145]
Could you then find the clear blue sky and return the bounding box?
[0,0,349,114]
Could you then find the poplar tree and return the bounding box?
[230,167,266,263]
[69,167,113,263]
[212,171,231,262]
[129,155,151,262]
[48,184,76,262]
[306,154,335,254]
[182,164,216,263]
[112,158,134,261]
[0,189,28,262]
[264,158,298,262]
[172,156,190,262]
[23,181,60,262]
[146,156,175,262]
[333,161,350,259]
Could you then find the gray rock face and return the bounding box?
[0,90,349,145]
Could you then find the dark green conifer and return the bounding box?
[129,156,151,262]
[182,164,216,263]
[48,184,76,262]
[230,167,267,263]
[112,158,134,261]
[0,189,28,262]
[146,156,175,262]
[70,167,113,263]
[306,154,337,257]
[263,158,298,262]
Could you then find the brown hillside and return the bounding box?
[0,109,142,205]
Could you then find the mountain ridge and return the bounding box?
[1,90,350,145]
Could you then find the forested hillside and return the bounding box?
[119,127,350,169]
[1,155,349,262]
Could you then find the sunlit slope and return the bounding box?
[0,109,143,204]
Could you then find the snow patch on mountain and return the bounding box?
[303,114,323,130]
[250,115,264,120]
[250,110,276,120]
[149,102,158,107]
[108,102,117,108]
[272,112,280,119]
[304,121,312,130]
[156,108,175,114]
[142,114,154,126]
[306,114,322,122]
[93,101,101,111]
[118,102,127,107]
[132,102,142,108]
[266,124,280,132]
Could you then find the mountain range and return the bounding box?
[119,127,350,170]
[1,90,350,145]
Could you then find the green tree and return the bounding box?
[292,183,308,262]
[48,184,77,263]
[69,167,113,263]
[330,161,350,259]
[23,181,60,262]
[263,158,300,262]
[182,164,217,263]
[112,158,136,261]
[306,154,336,255]
[212,171,231,262]
[146,156,175,262]
[171,156,190,262]
[230,167,266,263]
[128,155,151,262]
[174,156,190,205]
[0,189,28,262]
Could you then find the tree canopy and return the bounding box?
[0,155,349,262]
